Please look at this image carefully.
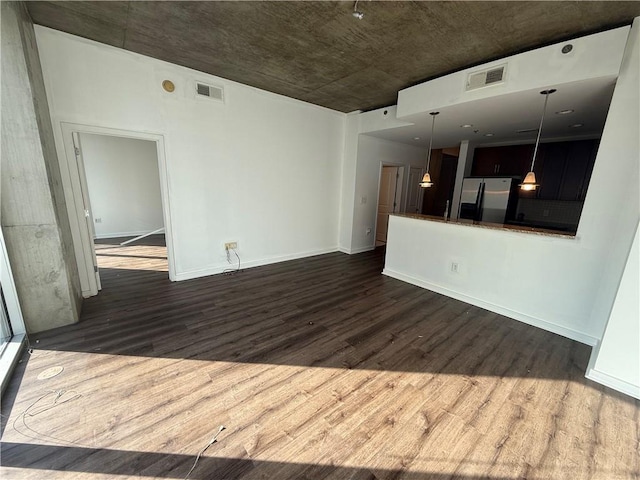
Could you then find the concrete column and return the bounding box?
[1,2,81,332]
[338,112,360,253]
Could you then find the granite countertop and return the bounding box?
[392,213,576,238]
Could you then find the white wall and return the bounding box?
[347,135,427,254]
[383,20,639,348]
[586,18,640,399]
[385,216,600,344]
[359,105,414,134]
[580,18,640,340]
[588,223,640,398]
[397,26,629,119]
[80,133,163,239]
[36,27,345,281]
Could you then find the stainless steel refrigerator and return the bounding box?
[458,177,517,224]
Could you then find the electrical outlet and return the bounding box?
[224,242,237,250]
[543,209,550,217]
[451,262,459,273]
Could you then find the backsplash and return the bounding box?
[516,198,584,227]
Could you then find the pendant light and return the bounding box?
[419,111,439,188]
[520,89,556,191]
[352,0,364,19]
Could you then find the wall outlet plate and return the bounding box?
[224,242,237,250]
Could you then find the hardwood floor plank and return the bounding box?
[1,238,638,479]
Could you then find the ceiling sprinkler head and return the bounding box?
[352,10,364,19]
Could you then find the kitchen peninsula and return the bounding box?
[382,211,598,348]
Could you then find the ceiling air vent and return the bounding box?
[195,82,224,102]
[466,64,507,91]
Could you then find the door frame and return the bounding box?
[0,227,27,394]
[59,122,176,296]
[373,162,405,246]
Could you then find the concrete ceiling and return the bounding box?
[26,1,640,113]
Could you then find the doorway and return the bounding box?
[375,165,404,246]
[80,133,169,291]
[60,123,175,298]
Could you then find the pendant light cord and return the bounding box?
[529,90,554,172]
[425,112,439,172]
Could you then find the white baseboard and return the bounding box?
[174,247,339,281]
[382,268,599,347]
[338,245,376,255]
[586,368,640,399]
[585,343,640,399]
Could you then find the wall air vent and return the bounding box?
[466,64,507,91]
[195,82,224,102]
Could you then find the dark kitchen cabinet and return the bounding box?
[536,140,598,200]
[472,144,534,178]
[558,141,598,201]
[473,139,599,201]
[536,142,570,200]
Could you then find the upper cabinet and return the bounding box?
[558,141,598,201]
[536,142,571,199]
[471,139,599,202]
[471,144,533,177]
[536,140,598,200]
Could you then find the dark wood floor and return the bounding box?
[1,237,638,479]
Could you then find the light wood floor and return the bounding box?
[1,237,638,479]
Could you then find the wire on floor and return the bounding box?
[13,389,85,446]
[185,425,225,479]
[223,248,241,275]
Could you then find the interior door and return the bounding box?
[407,167,423,213]
[376,166,399,244]
[71,132,101,292]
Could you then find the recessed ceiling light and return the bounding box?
[413,137,420,140]
[516,128,538,134]
[570,123,584,128]
[484,133,494,137]
[460,124,473,128]
[556,109,574,115]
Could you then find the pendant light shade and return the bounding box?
[520,89,556,191]
[420,111,439,189]
[519,171,539,191]
[419,172,433,188]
